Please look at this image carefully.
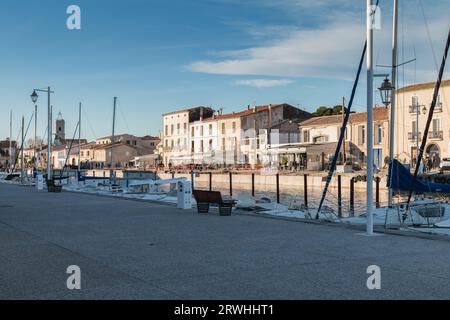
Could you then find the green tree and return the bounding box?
[313,105,353,117]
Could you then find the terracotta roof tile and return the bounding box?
[299,107,389,127]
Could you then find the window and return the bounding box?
[200,140,204,153]
[200,126,204,136]
[183,123,187,133]
[209,124,213,135]
[177,138,180,147]
[232,122,236,133]
[191,127,194,137]
[376,124,383,144]
[336,126,347,141]
[81,151,84,157]
[222,123,225,134]
[191,141,195,153]
[303,130,310,143]
[126,140,131,145]
[222,138,226,150]
[359,126,365,145]
[171,124,174,135]
[411,96,419,113]
[432,118,441,132]
[87,151,90,156]
[209,139,213,150]
[165,125,168,136]
[171,140,174,148]
[177,123,180,134]
[165,140,168,147]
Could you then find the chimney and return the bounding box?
[200,107,204,121]
[247,105,250,110]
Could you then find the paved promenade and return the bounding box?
[1,183,450,299]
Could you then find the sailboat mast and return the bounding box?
[34,104,37,169]
[21,115,25,182]
[110,97,117,182]
[366,0,374,235]
[78,102,82,176]
[9,110,12,173]
[388,0,398,207]
[47,87,52,180]
[342,97,346,163]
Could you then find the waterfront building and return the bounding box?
[161,106,214,166]
[160,104,311,168]
[393,79,450,169]
[297,107,390,170]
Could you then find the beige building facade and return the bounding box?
[298,107,390,170]
[393,79,450,168]
[161,107,214,166]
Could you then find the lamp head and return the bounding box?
[378,78,394,106]
[30,90,38,104]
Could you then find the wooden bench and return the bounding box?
[46,179,62,193]
[193,190,236,216]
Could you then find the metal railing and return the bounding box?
[434,102,443,112]
[429,131,443,140]
[408,105,419,113]
[408,132,421,141]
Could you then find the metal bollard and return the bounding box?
[276,173,280,204]
[251,173,255,197]
[209,172,212,191]
[338,175,342,217]
[229,171,233,196]
[375,176,380,208]
[304,174,308,208]
[350,177,355,215]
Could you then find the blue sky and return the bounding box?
[0,0,449,142]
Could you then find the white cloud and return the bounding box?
[234,79,294,87]
[186,2,450,83]
[186,21,365,80]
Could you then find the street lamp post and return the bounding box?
[414,103,427,169]
[31,87,54,180]
[34,104,37,170]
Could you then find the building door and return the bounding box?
[426,144,440,169]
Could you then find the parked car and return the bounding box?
[440,158,450,171]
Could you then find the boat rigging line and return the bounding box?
[316,0,381,218]
[406,28,450,211]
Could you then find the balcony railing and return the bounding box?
[408,132,421,141]
[434,102,443,112]
[409,105,419,114]
[429,130,443,140]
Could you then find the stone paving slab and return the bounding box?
[1,183,450,299]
